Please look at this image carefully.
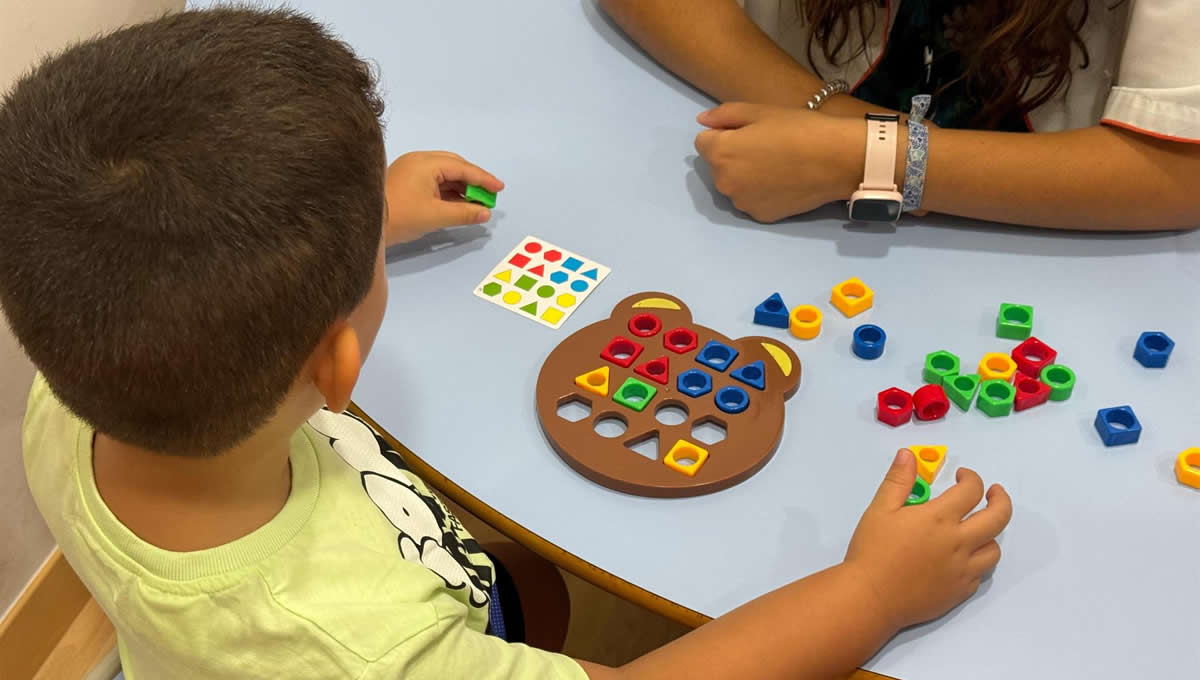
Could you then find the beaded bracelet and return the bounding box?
[806,79,849,111]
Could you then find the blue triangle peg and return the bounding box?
[753,293,789,329]
[731,360,767,391]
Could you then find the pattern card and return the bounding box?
[474,236,610,329]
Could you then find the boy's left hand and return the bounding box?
[385,151,504,245]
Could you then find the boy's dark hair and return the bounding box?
[0,8,386,455]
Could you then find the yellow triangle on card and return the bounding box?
[909,445,947,483]
[494,269,512,283]
[575,366,610,397]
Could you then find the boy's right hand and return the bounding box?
[845,449,1012,630]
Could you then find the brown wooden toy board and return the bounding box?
[535,292,801,497]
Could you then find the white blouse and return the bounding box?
[740,0,1200,141]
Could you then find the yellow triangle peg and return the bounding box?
[909,445,947,483]
[575,366,610,397]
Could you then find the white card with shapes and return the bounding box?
[474,235,610,329]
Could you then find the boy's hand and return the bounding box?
[845,450,1012,630]
[384,151,504,245]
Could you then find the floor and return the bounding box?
[34,496,691,678]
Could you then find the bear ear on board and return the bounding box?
[736,336,802,399]
[610,292,693,322]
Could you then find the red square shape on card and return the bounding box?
[509,253,532,268]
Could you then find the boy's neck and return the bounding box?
[93,426,295,552]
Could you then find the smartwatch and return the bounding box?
[848,113,903,223]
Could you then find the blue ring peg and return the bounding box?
[1094,406,1142,446]
[714,386,750,414]
[677,369,713,398]
[1133,331,1174,368]
[852,324,887,360]
[696,340,739,372]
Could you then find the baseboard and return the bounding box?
[0,549,91,679]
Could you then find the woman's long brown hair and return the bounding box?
[799,0,1097,127]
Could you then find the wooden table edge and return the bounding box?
[349,403,895,680]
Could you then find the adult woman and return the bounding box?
[599,0,1199,230]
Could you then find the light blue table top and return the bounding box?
[195,2,1200,678]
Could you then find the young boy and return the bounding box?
[0,8,1012,680]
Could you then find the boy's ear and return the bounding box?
[312,321,362,413]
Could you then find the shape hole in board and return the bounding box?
[740,365,763,381]
[556,398,592,423]
[692,418,727,445]
[625,434,659,461]
[675,457,696,467]
[655,403,689,426]
[1024,350,1044,362]
[1145,335,1169,351]
[646,362,666,375]
[587,373,606,387]
[593,416,628,438]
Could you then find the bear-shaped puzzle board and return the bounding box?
[535,292,801,497]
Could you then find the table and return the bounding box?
[193,2,1200,678]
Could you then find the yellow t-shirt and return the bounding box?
[23,375,585,679]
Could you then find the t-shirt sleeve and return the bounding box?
[1102,0,1200,142]
[362,613,590,680]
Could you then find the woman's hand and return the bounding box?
[694,103,864,222]
[384,152,504,245]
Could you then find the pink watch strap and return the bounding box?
[861,113,900,191]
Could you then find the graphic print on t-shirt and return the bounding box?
[307,409,493,608]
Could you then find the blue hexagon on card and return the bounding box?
[1094,406,1141,447]
[1133,331,1174,368]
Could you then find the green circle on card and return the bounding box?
[536,285,555,298]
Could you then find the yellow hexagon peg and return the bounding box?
[979,353,1018,382]
[831,277,874,317]
[909,445,947,483]
[574,366,610,397]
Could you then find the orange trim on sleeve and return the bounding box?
[850,0,891,92]
[1101,118,1200,145]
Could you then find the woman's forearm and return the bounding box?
[598,0,875,116]
[915,125,1200,230]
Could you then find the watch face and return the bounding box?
[849,198,901,223]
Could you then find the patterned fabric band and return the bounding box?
[806,79,849,111]
[902,94,931,212]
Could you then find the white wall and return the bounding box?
[0,0,185,618]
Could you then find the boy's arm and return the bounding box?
[596,0,878,118]
[384,152,504,246]
[578,451,1012,680]
[577,563,892,680]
